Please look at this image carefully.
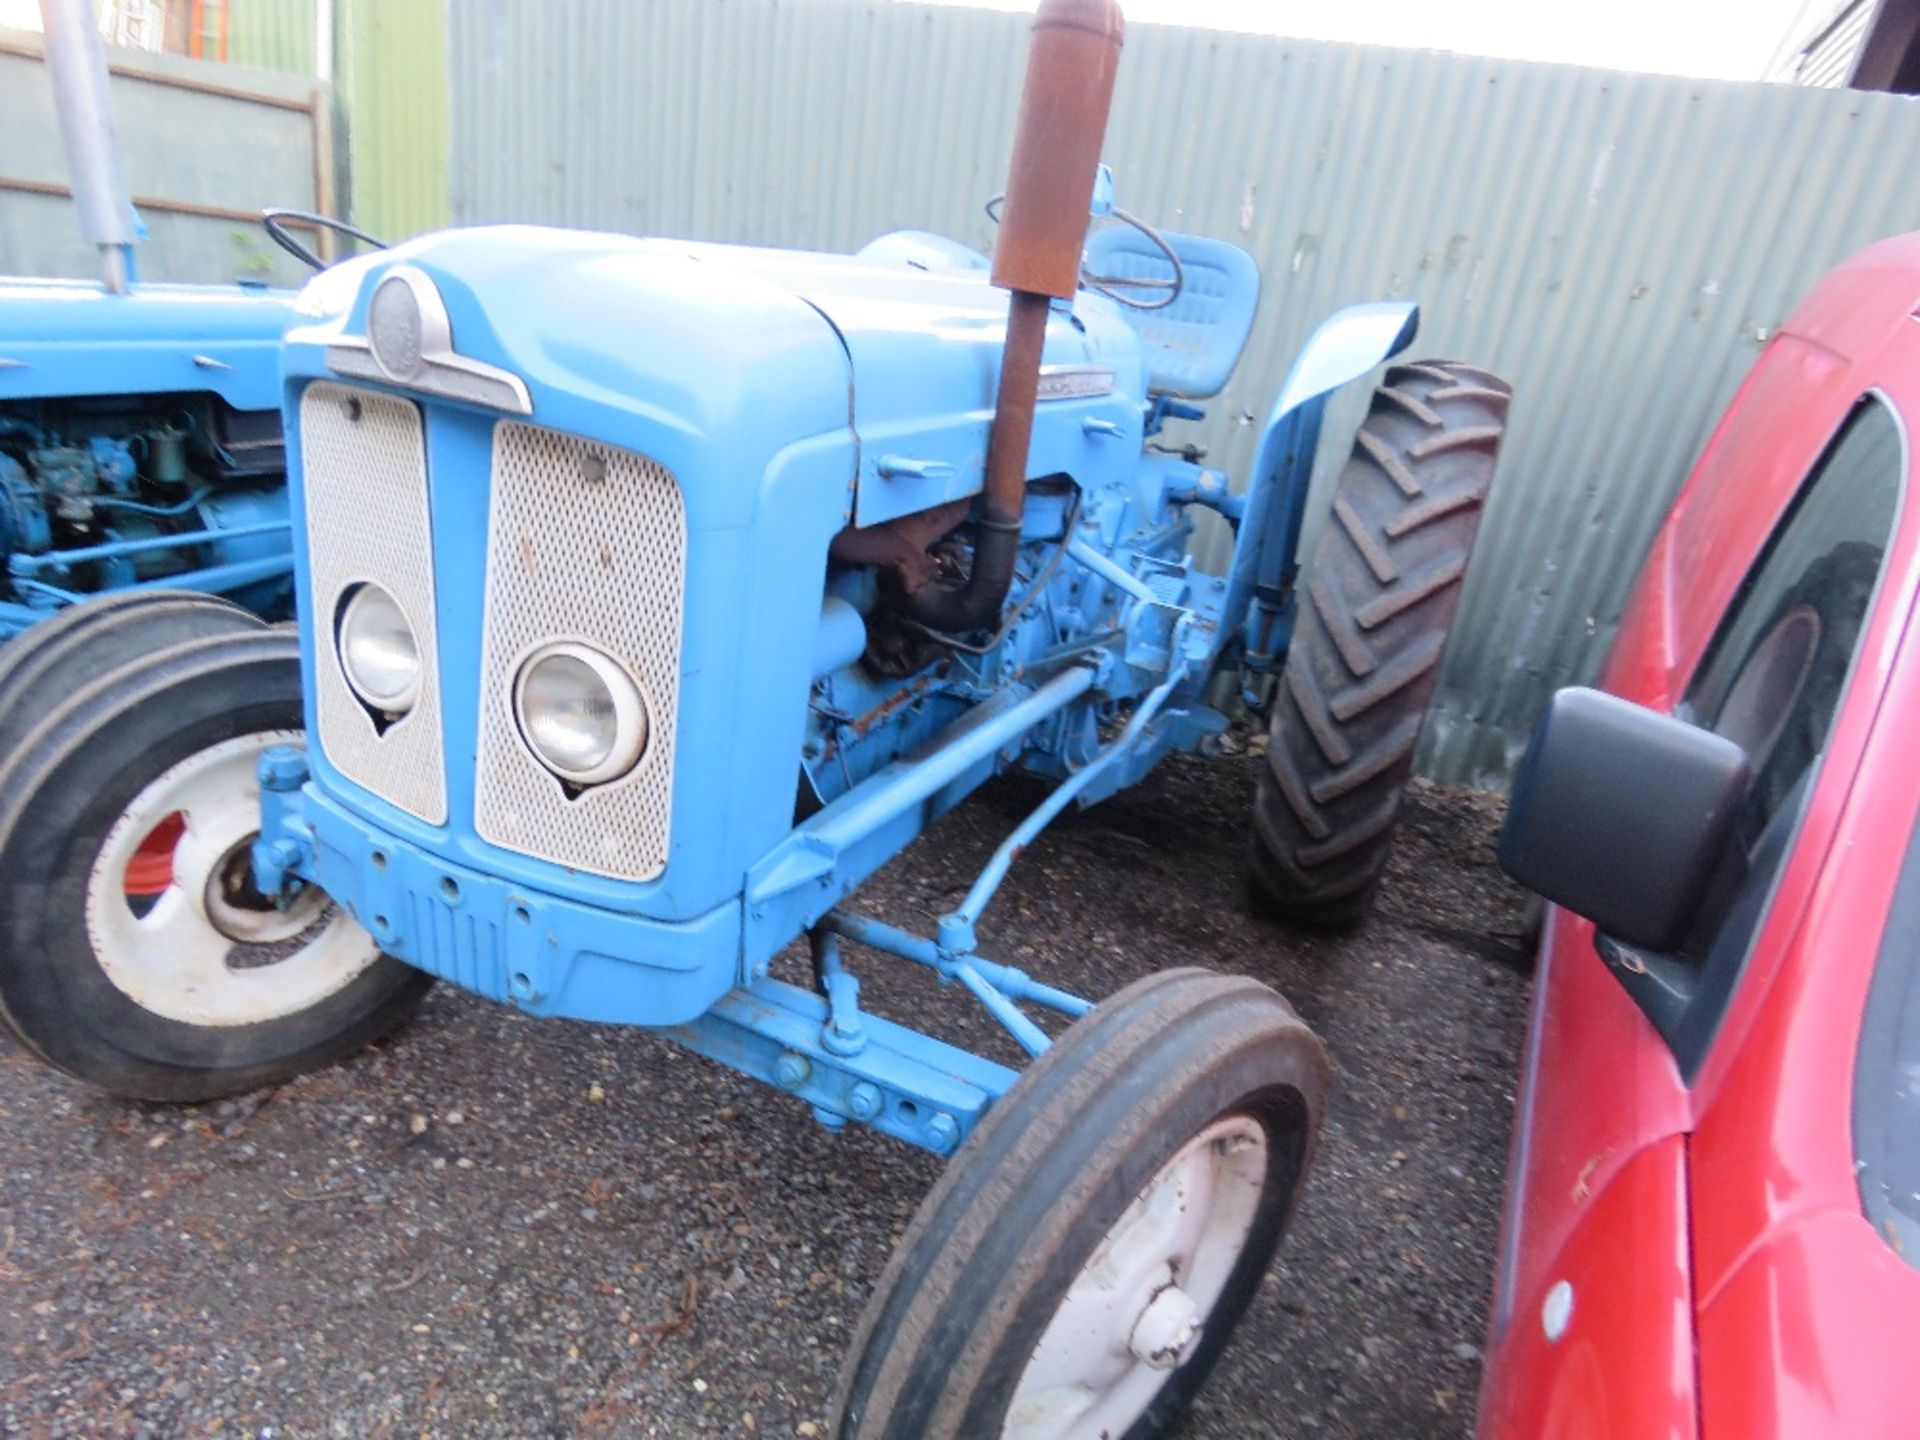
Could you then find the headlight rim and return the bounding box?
[336,580,423,718]
[511,639,650,788]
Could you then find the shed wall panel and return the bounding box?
[443,0,1920,786]
[0,31,322,286]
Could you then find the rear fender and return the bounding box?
[1211,301,1418,676]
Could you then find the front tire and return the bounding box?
[1250,360,1510,926]
[833,969,1330,1440]
[0,626,429,1100]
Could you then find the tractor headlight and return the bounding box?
[337,582,422,716]
[513,642,649,786]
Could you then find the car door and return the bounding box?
[1479,266,1919,1438]
[1679,325,1920,1437]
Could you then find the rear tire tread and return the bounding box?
[1250,359,1510,927]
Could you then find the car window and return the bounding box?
[1660,397,1905,1073]
[1856,807,1920,1271]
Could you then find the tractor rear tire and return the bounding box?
[832,969,1329,1440]
[1250,360,1510,927]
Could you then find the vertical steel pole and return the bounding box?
[315,0,335,87]
[39,0,139,294]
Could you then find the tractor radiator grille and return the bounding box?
[472,421,686,880]
[299,382,448,824]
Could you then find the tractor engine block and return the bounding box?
[0,392,291,638]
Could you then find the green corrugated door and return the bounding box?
[341,0,449,239]
[226,0,318,74]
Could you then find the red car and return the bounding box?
[1483,233,1920,1438]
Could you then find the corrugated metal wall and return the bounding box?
[448,0,1920,786]
[128,0,450,245]
[0,29,325,285]
[338,0,449,240]
[226,0,316,74]
[1801,0,1874,86]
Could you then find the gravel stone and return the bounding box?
[0,759,1529,1436]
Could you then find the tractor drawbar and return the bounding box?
[894,0,1124,635]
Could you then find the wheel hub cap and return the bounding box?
[85,731,383,1028]
[1003,1115,1270,1440]
[200,834,326,945]
[1129,1283,1202,1370]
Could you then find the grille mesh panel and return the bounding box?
[299,382,447,824]
[473,422,685,880]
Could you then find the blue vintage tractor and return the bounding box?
[0,0,389,644]
[0,0,307,642]
[0,208,381,646]
[0,273,293,640]
[0,2,1508,1433]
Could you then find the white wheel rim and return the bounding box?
[85,730,383,1028]
[1004,1115,1270,1440]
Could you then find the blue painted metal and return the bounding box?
[812,596,869,679]
[258,770,744,1023]
[749,664,1097,911]
[0,274,300,638]
[951,961,1054,1059]
[1066,534,1159,606]
[0,278,295,412]
[1082,228,1262,400]
[12,554,295,613]
[254,177,1415,1155]
[821,911,1092,1020]
[819,907,1088,1059]
[809,931,869,1057]
[853,230,990,273]
[1088,164,1116,219]
[1212,301,1420,683]
[944,615,1203,956]
[0,600,45,633]
[87,435,137,492]
[662,977,1014,1152]
[8,517,288,577]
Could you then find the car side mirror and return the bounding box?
[1498,687,1751,953]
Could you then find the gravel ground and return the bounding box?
[0,754,1533,1439]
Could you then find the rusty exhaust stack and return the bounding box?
[896,0,1125,634]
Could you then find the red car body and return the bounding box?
[1478,234,1920,1438]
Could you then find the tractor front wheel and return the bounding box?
[0,591,266,904]
[1250,360,1510,926]
[832,968,1329,1440]
[0,588,262,760]
[0,614,430,1100]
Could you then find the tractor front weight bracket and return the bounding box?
[663,975,1017,1155]
[666,905,1099,1155]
